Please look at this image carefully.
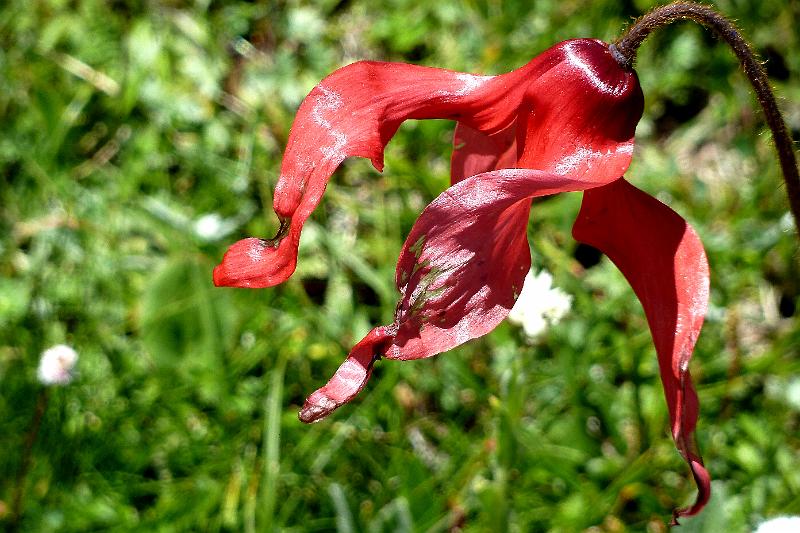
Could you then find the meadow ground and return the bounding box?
[1,1,799,531]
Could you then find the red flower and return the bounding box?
[214,39,709,519]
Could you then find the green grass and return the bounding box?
[1,0,799,531]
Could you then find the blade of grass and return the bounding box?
[328,482,356,533]
[258,353,287,531]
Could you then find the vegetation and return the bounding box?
[1,0,798,531]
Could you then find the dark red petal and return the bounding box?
[300,168,601,422]
[572,178,710,521]
[388,181,532,361]
[516,40,643,185]
[450,121,517,184]
[299,326,394,423]
[216,39,642,288]
[450,40,642,190]
[216,60,542,288]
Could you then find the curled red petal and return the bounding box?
[216,39,642,288]
[572,178,710,520]
[212,224,298,288]
[217,60,539,288]
[299,326,394,423]
[300,168,604,422]
[516,40,643,185]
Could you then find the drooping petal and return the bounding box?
[215,61,537,289]
[300,168,607,421]
[215,39,643,288]
[299,326,394,423]
[571,178,710,522]
[213,225,298,288]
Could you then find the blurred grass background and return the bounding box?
[1,0,798,531]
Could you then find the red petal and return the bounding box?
[387,174,532,361]
[450,121,517,184]
[572,178,710,521]
[299,326,394,423]
[450,40,642,189]
[516,40,643,185]
[299,168,605,422]
[216,39,642,288]
[212,230,298,289]
[216,60,537,288]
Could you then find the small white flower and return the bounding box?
[507,269,572,341]
[194,213,235,242]
[37,344,78,386]
[754,516,800,533]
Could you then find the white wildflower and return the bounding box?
[194,213,235,242]
[754,516,800,533]
[37,344,78,386]
[507,269,572,341]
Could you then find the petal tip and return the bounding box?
[298,391,339,424]
[212,262,237,287]
[213,237,295,289]
[670,459,711,526]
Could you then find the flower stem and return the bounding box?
[263,215,291,248]
[611,1,800,238]
[9,389,49,532]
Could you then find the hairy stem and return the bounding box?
[611,1,800,238]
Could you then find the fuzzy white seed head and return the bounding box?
[507,269,572,341]
[37,344,78,386]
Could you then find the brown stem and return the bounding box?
[9,389,49,531]
[262,215,290,248]
[611,2,800,238]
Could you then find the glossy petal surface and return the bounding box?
[301,168,610,420]
[214,60,534,288]
[299,326,394,423]
[515,40,643,184]
[214,39,642,288]
[572,178,710,522]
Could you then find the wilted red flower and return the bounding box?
[214,39,709,519]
